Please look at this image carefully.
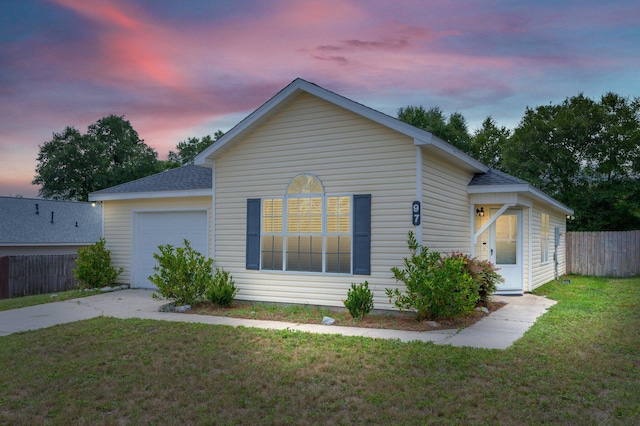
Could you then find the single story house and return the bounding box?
[90,79,573,309]
[0,196,102,256]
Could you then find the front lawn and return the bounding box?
[0,276,638,424]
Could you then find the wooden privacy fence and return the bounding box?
[0,254,79,299]
[566,231,640,277]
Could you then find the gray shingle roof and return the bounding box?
[469,169,529,186]
[0,197,102,245]
[90,164,212,194]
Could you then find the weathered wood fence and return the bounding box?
[566,231,640,277]
[0,254,78,299]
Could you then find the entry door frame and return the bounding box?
[489,208,524,294]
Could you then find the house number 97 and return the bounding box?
[412,201,421,226]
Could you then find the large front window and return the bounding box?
[261,174,351,274]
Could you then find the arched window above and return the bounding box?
[286,174,324,195]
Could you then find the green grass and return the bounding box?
[1,276,639,425]
[0,289,95,312]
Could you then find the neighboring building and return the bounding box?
[0,197,103,298]
[90,79,573,309]
[0,197,102,256]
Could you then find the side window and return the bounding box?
[541,213,549,264]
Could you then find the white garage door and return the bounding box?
[132,210,208,289]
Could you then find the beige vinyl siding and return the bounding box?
[552,212,568,278]
[102,196,212,285]
[422,150,474,253]
[523,209,530,291]
[214,93,416,309]
[530,202,567,290]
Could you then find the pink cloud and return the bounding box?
[48,0,139,28]
[45,0,192,94]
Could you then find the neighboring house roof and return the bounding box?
[90,165,212,201]
[468,169,573,214]
[194,78,489,174]
[0,197,102,246]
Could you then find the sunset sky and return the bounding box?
[2,0,639,198]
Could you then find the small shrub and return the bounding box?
[386,232,479,321]
[73,238,123,289]
[344,281,374,321]
[206,267,238,307]
[449,252,503,305]
[149,239,212,306]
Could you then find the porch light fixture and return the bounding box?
[476,207,485,217]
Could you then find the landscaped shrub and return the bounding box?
[386,231,479,321]
[449,252,503,305]
[205,267,238,307]
[73,238,123,289]
[149,239,212,306]
[343,281,374,321]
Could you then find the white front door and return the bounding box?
[489,209,523,293]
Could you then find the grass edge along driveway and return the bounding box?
[1,276,639,425]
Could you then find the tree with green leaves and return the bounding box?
[502,93,640,231]
[469,117,510,168]
[397,106,471,152]
[33,115,161,201]
[167,130,224,166]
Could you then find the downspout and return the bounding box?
[470,204,476,257]
[210,160,216,260]
[415,146,423,243]
[528,207,533,292]
[554,227,560,280]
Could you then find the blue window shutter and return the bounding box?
[246,199,261,270]
[353,194,371,275]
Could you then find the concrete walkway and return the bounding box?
[0,289,556,349]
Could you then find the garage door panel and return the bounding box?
[133,211,208,289]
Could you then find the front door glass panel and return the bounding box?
[495,214,517,264]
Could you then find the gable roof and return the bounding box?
[194,78,488,174]
[89,165,211,201]
[468,169,573,214]
[86,79,570,215]
[0,197,102,246]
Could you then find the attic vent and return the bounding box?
[35,203,39,215]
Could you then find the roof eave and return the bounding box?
[414,137,488,173]
[468,184,574,214]
[90,189,211,202]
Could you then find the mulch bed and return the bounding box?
[186,300,507,332]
